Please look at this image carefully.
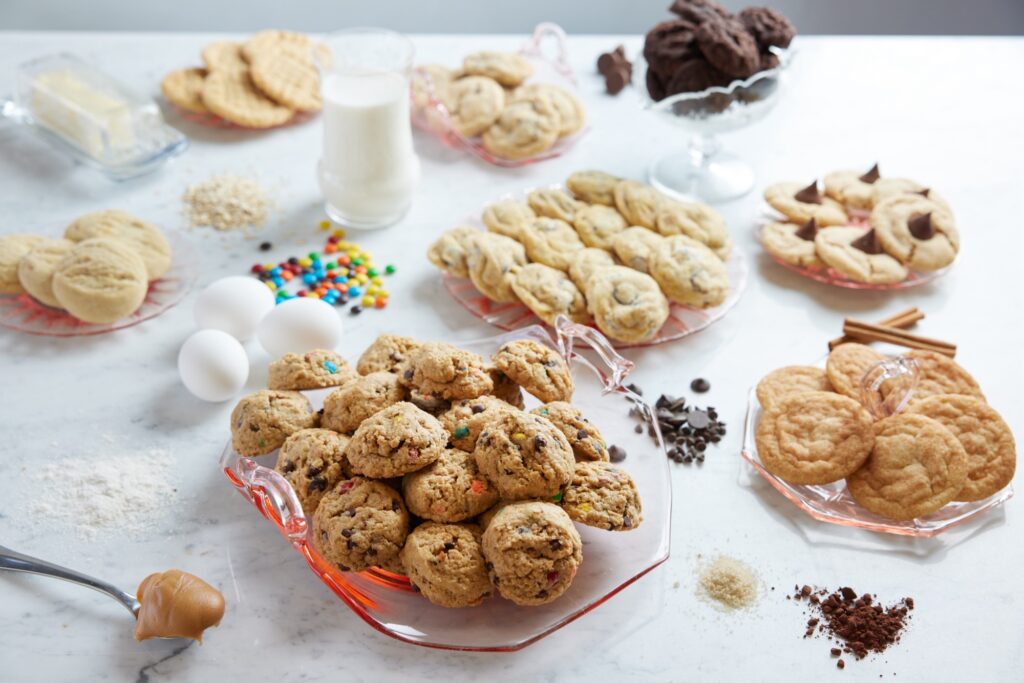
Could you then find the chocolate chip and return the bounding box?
[687,409,711,430]
[549,539,562,550]
[609,445,627,462]
[341,529,352,538]
[249,423,259,432]
[306,464,323,477]
[349,305,363,315]
[281,460,297,473]
[576,429,589,440]
[404,369,414,380]
[626,383,643,395]
[259,241,272,251]
[307,476,327,493]
[535,436,547,449]
[837,659,845,670]
[471,404,485,414]
[634,424,643,434]
[690,378,710,393]
[443,542,455,551]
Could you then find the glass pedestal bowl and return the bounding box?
[633,49,792,203]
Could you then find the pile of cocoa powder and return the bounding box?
[790,585,914,669]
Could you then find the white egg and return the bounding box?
[195,276,275,341]
[178,329,250,402]
[257,297,344,358]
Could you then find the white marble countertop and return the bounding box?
[1,32,1023,683]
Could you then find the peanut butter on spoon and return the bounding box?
[134,570,225,642]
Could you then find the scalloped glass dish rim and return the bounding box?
[635,45,794,112]
[740,354,1013,537]
[219,319,672,651]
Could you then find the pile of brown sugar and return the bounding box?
[791,585,914,669]
[698,555,759,610]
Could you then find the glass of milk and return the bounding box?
[317,29,420,230]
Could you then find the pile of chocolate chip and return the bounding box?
[626,383,726,465]
[644,0,795,100]
[596,45,632,95]
[791,585,915,669]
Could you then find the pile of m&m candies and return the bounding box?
[249,222,396,314]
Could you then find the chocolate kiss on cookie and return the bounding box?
[858,163,880,184]
[851,229,884,255]
[908,212,935,240]
[795,218,817,241]
[793,181,822,204]
[916,188,932,198]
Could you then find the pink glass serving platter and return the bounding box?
[756,208,952,290]
[740,353,1012,537]
[220,319,671,651]
[0,231,198,337]
[410,22,588,168]
[442,185,748,349]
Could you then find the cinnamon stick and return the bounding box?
[828,307,923,350]
[842,318,956,357]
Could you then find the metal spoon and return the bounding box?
[0,544,140,617]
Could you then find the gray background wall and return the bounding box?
[2,0,1024,34]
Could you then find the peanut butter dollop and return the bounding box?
[134,569,225,642]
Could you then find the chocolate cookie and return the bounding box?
[666,57,733,95]
[643,19,699,81]
[738,7,796,50]
[669,0,731,24]
[695,17,760,78]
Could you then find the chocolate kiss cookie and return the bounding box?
[738,7,796,50]
[695,18,761,79]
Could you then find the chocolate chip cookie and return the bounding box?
[532,401,609,462]
[520,217,586,271]
[611,227,665,274]
[275,428,351,516]
[586,265,670,344]
[482,199,535,240]
[400,522,493,608]
[527,188,585,223]
[492,339,574,403]
[465,232,527,303]
[462,51,533,87]
[481,501,582,606]
[566,170,621,206]
[508,263,589,326]
[345,402,447,478]
[427,226,479,278]
[567,247,616,291]
[473,410,575,499]
[442,75,505,137]
[321,371,406,433]
[649,234,730,308]
[312,477,409,573]
[562,461,642,531]
[481,98,560,160]
[403,448,499,522]
[614,180,663,229]
[230,390,318,456]
[573,204,628,250]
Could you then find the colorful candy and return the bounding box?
[247,219,397,313]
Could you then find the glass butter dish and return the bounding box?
[2,53,187,179]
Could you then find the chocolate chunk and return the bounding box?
[908,212,934,240]
[307,476,327,493]
[259,241,273,252]
[850,229,884,255]
[606,65,630,95]
[795,217,818,241]
[549,539,562,550]
[443,542,455,552]
[576,429,589,440]
[738,6,796,50]
[626,383,643,395]
[281,460,297,474]
[695,17,761,78]
[837,659,845,670]
[470,404,485,414]
[535,435,547,449]
[916,188,931,198]
[341,529,352,538]
[858,163,880,184]
[608,444,627,462]
[690,377,710,393]
[687,409,711,429]
[793,180,822,204]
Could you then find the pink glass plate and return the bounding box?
[441,185,748,348]
[756,208,952,290]
[0,231,198,337]
[740,354,1012,537]
[410,22,588,168]
[220,318,671,651]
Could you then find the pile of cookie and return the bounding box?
[754,343,1015,521]
[229,335,643,608]
[411,51,585,161]
[161,30,322,128]
[427,171,734,344]
[762,165,960,285]
[644,0,795,100]
[0,210,171,323]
